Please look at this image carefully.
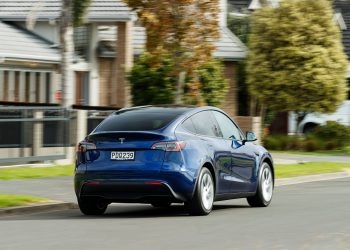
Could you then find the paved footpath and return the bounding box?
[1,178,349,250]
[0,176,76,202]
[272,153,350,164]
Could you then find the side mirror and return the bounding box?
[243,131,257,144]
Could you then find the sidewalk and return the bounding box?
[272,152,350,164]
[0,176,76,203]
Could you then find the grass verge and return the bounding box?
[0,165,74,180]
[275,162,350,178]
[0,194,49,208]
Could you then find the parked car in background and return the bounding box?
[75,105,274,216]
[289,100,350,134]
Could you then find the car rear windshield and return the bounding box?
[95,111,180,132]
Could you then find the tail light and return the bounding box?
[151,141,186,152]
[77,142,96,152]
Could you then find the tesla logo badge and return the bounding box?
[118,138,125,144]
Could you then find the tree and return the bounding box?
[129,53,176,105]
[129,53,228,106]
[125,0,221,104]
[247,0,348,128]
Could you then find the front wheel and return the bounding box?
[186,167,214,216]
[78,198,108,215]
[247,162,274,207]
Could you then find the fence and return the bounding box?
[0,105,116,164]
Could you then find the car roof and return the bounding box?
[115,105,197,116]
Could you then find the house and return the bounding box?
[0,0,136,108]
[0,21,60,104]
[0,0,247,118]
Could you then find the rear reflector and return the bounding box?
[144,182,162,185]
[151,141,186,152]
[86,181,99,185]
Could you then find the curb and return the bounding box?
[0,202,77,217]
[275,172,350,187]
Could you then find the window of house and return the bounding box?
[0,68,53,104]
[74,26,90,59]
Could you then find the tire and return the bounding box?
[78,197,108,215]
[186,167,214,216]
[151,202,172,208]
[247,162,274,207]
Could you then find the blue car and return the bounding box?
[75,105,274,216]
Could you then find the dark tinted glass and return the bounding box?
[182,118,196,133]
[212,111,243,140]
[191,111,221,137]
[96,111,179,131]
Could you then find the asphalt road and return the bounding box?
[1,178,349,250]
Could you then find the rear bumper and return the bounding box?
[74,171,194,203]
[77,180,185,203]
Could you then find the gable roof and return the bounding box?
[334,0,350,59]
[0,21,60,63]
[0,0,134,22]
[98,26,247,61]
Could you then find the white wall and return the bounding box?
[15,21,59,44]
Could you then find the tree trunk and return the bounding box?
[60,0,74,108]
[175,71,186,104]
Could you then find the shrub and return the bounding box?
[263,135,303,151]
[310,121,350,148]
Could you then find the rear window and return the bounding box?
[95,112,179,132]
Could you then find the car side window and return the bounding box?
[212,111,243,140]
[182,117,196,134]
[191,111,221,137]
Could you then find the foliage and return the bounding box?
[0,194,48,208]
[124,0,221,104]
[263,121,350,151]
[227,13,250,44]
[129,54,228,106]
[73,0,91,26]
[247,0,348,116]
[195,59,229,106]
[310,121,350,148]
[129,53,176,105]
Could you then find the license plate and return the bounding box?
[111,151,135,160]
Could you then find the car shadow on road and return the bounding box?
[0,203,250,221]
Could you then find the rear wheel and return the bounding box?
[186,167,214,216]
[78,197,108,215]
[247,162,274,207]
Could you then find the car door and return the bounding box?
[211,111,256,193]
[190,111,233,194]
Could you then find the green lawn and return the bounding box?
[275,162,350,178]
[0,194,48,208]
[0,165,74,180]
